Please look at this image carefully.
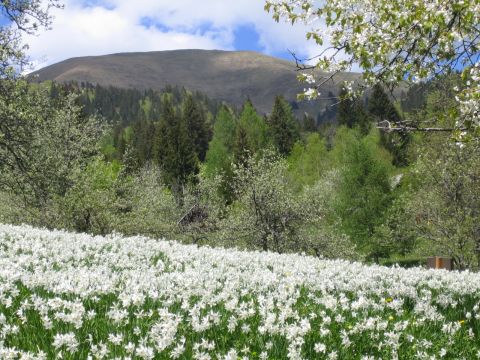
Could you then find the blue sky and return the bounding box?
[19,0,319,70]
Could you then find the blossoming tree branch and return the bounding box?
[265,0,480,140]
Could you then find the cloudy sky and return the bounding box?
[20,0,320,70]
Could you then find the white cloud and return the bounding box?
[23,0,323,70]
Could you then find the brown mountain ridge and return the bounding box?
[31,49,361,117]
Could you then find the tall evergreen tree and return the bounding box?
[154,95,198,194]
[132,118,155,167]
[302,112,317,132]
[337,87,371,133]
[267,96,300,155]
[233,125,252,166]
[182,94,211,162]
[368,84,411,166]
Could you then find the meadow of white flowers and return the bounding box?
[0,224,479,360]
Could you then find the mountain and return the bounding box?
[31,49,361,118]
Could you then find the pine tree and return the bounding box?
[182,94,211,162]
[367,84,411,166]
[267,96,300,155]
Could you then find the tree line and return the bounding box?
[3,72,478,269]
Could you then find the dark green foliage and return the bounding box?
[302,112,317,132]
[154,95,198,194]
[381,257,426,268]
[182,94,211,162]
[267,96,300,155]
[368,84,411,166]
[233,125,252,166]
[132,118,155,167]
[337,87,371,133]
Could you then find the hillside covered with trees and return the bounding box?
[0,0,479,271]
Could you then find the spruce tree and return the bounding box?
[337,87,357,128]
[337,87,371,132]
[302,112,317,132]
[367,84,411,166]
[154,95,198,194]
[267,96,300,155]
[233,125,252,166]
[182,94,211,162]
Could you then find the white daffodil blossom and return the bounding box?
[0,224,480,358]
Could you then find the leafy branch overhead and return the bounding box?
[265,0,480,139]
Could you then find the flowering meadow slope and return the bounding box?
[0,224,479,359]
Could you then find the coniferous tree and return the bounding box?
[333,129,393,261]
[204,105,237,177]
[182,94,211,162]
[267,96,300,155]
[337,87,371,133]
[132,118,155,167]
[337,87,357,128]
[154,95,198,195]
[302,112,317,132]
[204,106,237,203]
[368,84,411,166]
[233,125,252,166]
[236,99,269,156]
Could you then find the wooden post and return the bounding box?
[427,256,452,270]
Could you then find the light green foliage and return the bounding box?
[331,128,394,259]
[204,106,237,202]
[218,150,310,252]
[265,0,480,139]
[0,81,106,220]
[115,164,180,239]
[234,100,270,159]
[204,106,237,177]
[288,133,330,188]
[57,158,121,235]
[300,171,360,260]
[217,149,358,260]
[405,141,480,269]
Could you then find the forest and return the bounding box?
[0,0,479,271]
[1,74,478,270]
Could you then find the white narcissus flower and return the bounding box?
[1,224,480,358]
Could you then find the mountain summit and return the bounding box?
[31,49,359,116]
